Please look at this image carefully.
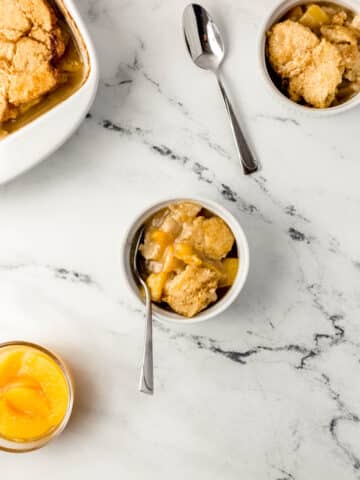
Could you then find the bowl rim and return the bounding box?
[258,0,360,116]
[121,196,250,325]
[0,340,74,453]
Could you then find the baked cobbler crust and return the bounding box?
[0,0,67,123]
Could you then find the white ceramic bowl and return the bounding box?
[258,0,360,116]
[122,197,250,324]
[0,0,99,184]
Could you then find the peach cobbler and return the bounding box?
[266,2,360,108]
[139,202,239,318]
[0,0,84,139]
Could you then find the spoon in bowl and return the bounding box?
[183,4,258,175]
[132,226,154,395]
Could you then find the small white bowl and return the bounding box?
[121,197,250,325]
[0,0,99,184]
[258,0,360,116]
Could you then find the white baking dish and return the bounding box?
[0,0,99,184]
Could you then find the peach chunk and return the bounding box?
[20,351,69,426]
[0,348,23,387]
[151,230,173,250]
[299,4,330,30]
[5,386,50,418]
[0,397,50,440]
[174,242,202,266]
[219,258,239,287]
[162,245,184,273]
[146,272,169,302]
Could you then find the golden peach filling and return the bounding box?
[266,2,360,108]
[139,202,239,318]
[0,345,69,442]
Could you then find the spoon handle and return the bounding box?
[216,76,258,175]
[139,285,154,395]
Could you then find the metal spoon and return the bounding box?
[132,226,153,395]
[183,4,258,175]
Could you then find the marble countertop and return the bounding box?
[1,0,360,478]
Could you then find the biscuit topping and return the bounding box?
[0,0,66,124]
[0,0,83,137]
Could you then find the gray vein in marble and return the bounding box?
[195,130,233,161]
[0,261,145,320]
[127,53,142,73]
[151,145,189,165]
[330,144,346,160]
[155,320,360,472]
[54,268,94,285]
[255,114,300,126]
[321,373,360,472]
[86,0,99,22]
[104,79,133,88]
[306,283,345,345]
[205,341,312,367]
[0,262,29,272]
[102,119,134,136]
[111,44,191,115]
[252,175,311,224]
[288,228,312,244]
[251,176,360,269]
[99,118,266,219]
[0,262,99,288]
[328,235,341,254]
[284,205,310,222]
[142,70,189,113]
[155,321,315,369]
[85,0,109,23]
[192,162,212,184]
[275,468,295,480]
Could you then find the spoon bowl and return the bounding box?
[183,4,224,71]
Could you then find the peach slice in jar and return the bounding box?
[0,342,73,450]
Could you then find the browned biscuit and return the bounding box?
[163,265,218,318]
[0,0,66,122]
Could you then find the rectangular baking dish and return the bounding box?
[0,0,99,184]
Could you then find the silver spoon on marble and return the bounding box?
[183,4,258,175]
[132,227,154,395]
